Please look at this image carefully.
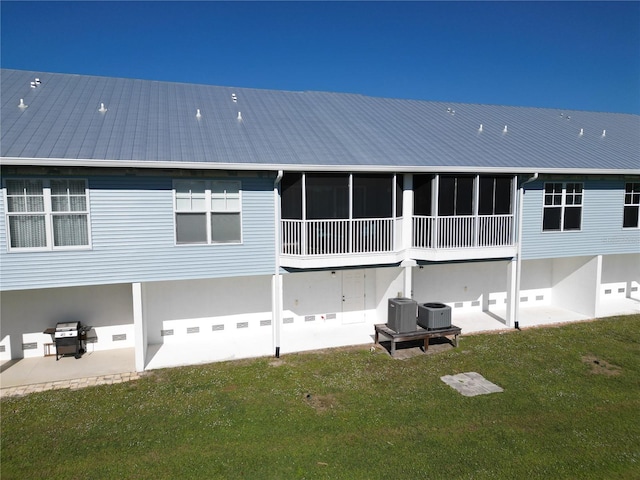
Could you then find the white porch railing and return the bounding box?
[412,215,514,249]
[281,215,514,256]
[281,218,395,256]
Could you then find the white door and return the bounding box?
[342,270,365,324]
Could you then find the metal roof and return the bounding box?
[1,69,639,174]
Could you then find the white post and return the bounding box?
[132,282,147,372]
[273,171,284,357]
[402,174,414,251]
[505,259,517,327]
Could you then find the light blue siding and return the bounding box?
[521,178,640,260]
[0,173,275,291]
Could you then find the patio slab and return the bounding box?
[1,347,135,390]
[441,372,504,396]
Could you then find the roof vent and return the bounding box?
[30,82,37,88]
[237,111,242,121]
[478,124,483,132]
[602,129,606,138]
[35,78,41,85]
[503,125,508,134]
[579,128,584,137]
[98,103,107,113]
[196,109,202,119]
[231,93,238,103]
[18,98,28,109]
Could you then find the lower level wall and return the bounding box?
[0,283,134,360]
[1,252,637,366]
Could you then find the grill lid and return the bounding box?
[56,321,81,331]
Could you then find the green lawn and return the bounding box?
[2,315,639,479]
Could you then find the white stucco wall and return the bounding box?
[0,283,134,360]
[143,275,273,345]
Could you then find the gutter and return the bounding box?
[273,170,284,358]
[2,157,638,176]
[514,172,539,329]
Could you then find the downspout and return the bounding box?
[514,172,538,330]
[273,170,284,357]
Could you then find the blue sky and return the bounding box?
[2,1,639,114]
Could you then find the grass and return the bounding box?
[2,315,639,479]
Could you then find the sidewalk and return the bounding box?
[1,371,143,398]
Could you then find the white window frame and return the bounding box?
[542,182,583,232]
[3,178,92,252]
[623,182,640,229]
[173,179,242,245]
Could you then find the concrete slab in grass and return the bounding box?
[440,372,503,397]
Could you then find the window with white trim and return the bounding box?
[623,182,640,228]
[542,182,583,231]
[174,180,242,244]
[4,178,90,250]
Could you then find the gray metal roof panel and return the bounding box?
[1,69,638,173]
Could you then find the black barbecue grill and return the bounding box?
[50,321,90,360]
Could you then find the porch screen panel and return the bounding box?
[305,173,349,219]
[439,175,473,216]
[395,174,403,217]
[353,174,392,218]
[413,174,433,216]
[281,173,302,220]
[479,176,512,215]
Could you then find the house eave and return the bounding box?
[1,157,638,176]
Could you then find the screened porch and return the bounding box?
[279,173,517,264]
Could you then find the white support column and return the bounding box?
[402,174,414,251]
[594,255,603,317]
[132,282,147,372]
[401,174,415,298]
[505,259,518,328]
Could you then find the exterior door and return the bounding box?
[342,270,365,324]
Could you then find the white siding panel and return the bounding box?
[0,174,275,290]
[522,179,640,260]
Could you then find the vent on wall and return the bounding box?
[0,345,5,353]
[212,324,224,331]
[283,317,294,324]
[237,322,248,329]
[112,334,127,342]
[305,315,315,322]
[260,320,272,327]
[22,342,38,350]
[187,327,200,334]
[161,329,174,336]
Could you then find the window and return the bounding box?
[5,178,90,250]
[543,182,583,231]
[623,182,640,228]
[174,180,241,244]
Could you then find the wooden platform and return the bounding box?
[374,324,461,358]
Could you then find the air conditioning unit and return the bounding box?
[387,298,417,333]
[417,302,452,330]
